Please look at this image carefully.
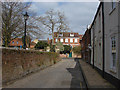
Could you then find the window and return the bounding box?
[112,53,116,67]
[12,41,14,44]
[112,0,116,10]
[55,39,58,42]
[60,38,63,42]
[17,41,19,44]
[99,12,101,33]
[75,39,78,43]
[70,33,74,37]
[65,39,68,42]
[70,38,73,43]
[111,36,116,68]
[111,36,116,50]
[59,33,63,37]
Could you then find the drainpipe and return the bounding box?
[102,2,105,78]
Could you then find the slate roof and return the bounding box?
[54,32,81,37]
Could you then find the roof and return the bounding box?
[38,40,48,42]
[91,2,102,28]
[11,38,22,41]
[30,41,36,45]
[54,32,81,37]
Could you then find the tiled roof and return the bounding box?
[30,41,36,45]
[54,32,81,37]
[12,38,22,41]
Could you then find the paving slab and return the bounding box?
[79,60,116,88]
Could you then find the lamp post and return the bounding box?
[23,12,29,49]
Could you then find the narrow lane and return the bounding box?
[5,58,86,88]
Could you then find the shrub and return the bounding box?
[50,45,55,52]
[63,45,72,54]
[73,46,81,56]
[35,41,49,50]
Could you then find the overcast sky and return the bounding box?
[29,2,99,39]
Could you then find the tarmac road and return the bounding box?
[5,58,86,88]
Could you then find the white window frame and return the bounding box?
[75,39,78,43]
[110,36,117,70]
[65,39,68,43]
[60,38,63,42]
[59,33,63,37]
[55,39,58,42]
[70,33,74,37]
[70,38,73,43]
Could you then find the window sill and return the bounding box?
[109,68,117,74]
[109,8,116,15]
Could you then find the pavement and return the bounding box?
[4,58,86,88]
[79,59,116,88]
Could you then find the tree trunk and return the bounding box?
[52,24,54,45]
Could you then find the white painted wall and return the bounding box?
[117,2,120,80]
[93,6,103,71]
[104,2,119,79]
[90,2,120,80]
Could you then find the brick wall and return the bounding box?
[9,38,23,47]
[2,49,60,85]
[54,38,80,48]
[81,28,91,63]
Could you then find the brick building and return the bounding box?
[53,32,82,48]
[30,41,36,49]
[81,28,91,63]
[9,38,31,48]
[9,38,23,47]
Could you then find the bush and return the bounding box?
[60,45,71,54]
[63,45,71,54]
[73,46,81,56]
[55,42,64,53]
[50,45,55,52]
[35,41,49,50]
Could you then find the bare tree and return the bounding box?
[38,9,69,44]
[2,2,42,47]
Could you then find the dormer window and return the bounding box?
[59,33,63,37]
[55,39,58,42]
[70,33,74,37]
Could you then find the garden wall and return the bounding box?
[2,49,60,85]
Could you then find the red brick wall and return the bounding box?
[81,29,91,63]
[54,38,80,47]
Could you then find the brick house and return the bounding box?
[9,38,23,47]
[81,28,91,63]
[53,32,82,48]
[9,38,31,48]
[30,41,36,49]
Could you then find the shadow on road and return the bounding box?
[66,58,87,89]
